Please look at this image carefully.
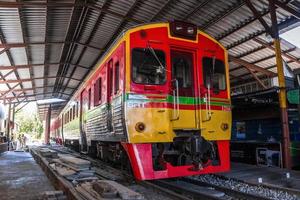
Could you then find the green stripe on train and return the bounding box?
[125,93,230,106]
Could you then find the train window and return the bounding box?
[99,78,102,101]
[108,60,113,96]
[203,57,226,91]
[94,78,102,106]
[73,105,75,119]
[76,102,79,117]
[171,51,193,96]
[94,81,99,106]
[114,62,119,94]
[132,48,166,85]
[88,88,91,109]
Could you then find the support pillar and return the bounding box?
[269,0,291,169]
[11,104,15,138]
[44,105,51,145]
[5,102,11,150]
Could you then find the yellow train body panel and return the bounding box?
[126,107,231,143]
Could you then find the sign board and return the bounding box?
[287,89,300,104]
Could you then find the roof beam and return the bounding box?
[0,63,89,70]
[1,92,69,101]
[150,0,175,21]
[0,41,102,51]
[200,0,245,30]
[217,0,292,41]
[245,67,268,89]
[0,76,82,84]
[0,86,76,93]
[229,56,276,76]
[245,0,274,37]
[273,0,300,19]
[0,83,21,98]
[3,70,15,79]
[230,46,296,72]
[182,0,210,21]
[60,0,114,96]
[0,48,7,55]
[0,1,144,24]
[253,38,300,64]
[15,102,29,113]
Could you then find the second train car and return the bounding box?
[50,21,232,180]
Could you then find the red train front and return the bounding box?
[51,21,232,180]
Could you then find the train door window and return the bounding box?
[88,88,91,109]
[99,78,102,101]
[73,105,75,119]
[94,80,99,106]
[202,57,226,91]
[108,60,113,97]
[69,109,72,121]
[94,78,102,105]
[76,102,79,117]
[114,62,119,94]
[132,48,166,85]
[171,51,193,96]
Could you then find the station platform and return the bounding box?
[0,151,55,200]
[221,162,300,192]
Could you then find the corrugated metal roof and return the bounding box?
[0,0,299,118]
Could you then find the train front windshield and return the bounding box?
[132,48,166,85]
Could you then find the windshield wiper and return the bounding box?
[147,45,167,74]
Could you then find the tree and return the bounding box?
[15,105,44,139]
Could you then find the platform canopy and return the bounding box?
[0,0,300,118]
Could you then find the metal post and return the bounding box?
[269,0,291,169]
[6,102,11,150]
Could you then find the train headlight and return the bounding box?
[221,123,229,131]
[170,20,197,40]
[135,122,146,132]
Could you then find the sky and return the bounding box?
[280,26,300,48]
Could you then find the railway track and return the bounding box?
[48,146,299,200]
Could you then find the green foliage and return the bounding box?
[16,109,44,139]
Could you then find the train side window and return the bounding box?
[76,102,79,117]
[132,48,166,85]
[114,62,119,94]
[73,105,75,119]
[94,81,99,106]
[88,88,91,109]
[69,110,71,121]
[108,60,114,97]
[202,57,226,91]
[94,78,102,106]
[99,78,102,101]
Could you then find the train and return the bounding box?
[50,21,232,180]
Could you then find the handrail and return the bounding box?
[202,84,212,122]
[171,79,180,121]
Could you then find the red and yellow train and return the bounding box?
[50,21,232,180]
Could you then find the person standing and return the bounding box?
[22,134,27,148]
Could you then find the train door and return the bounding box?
[107,60,114,132]
[171,50,197,130]
[197,37,229,137]
[80,91,88,152]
